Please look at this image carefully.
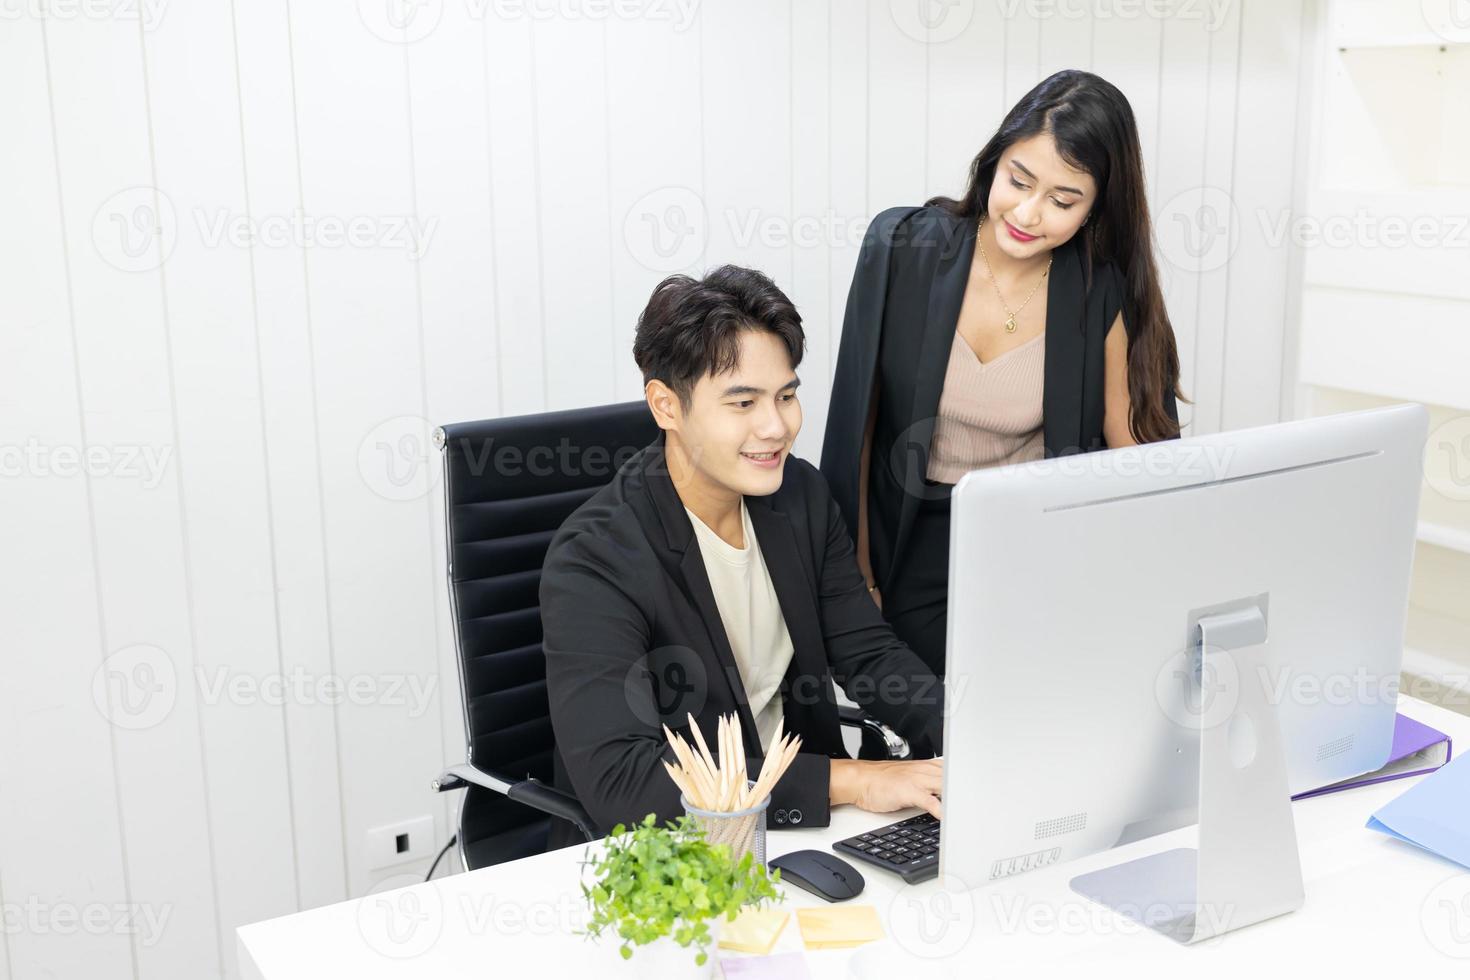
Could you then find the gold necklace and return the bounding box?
[976,214,1051,333]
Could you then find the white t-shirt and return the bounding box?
[683,500,796,749]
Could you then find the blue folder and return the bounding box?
[1367,749,1470,868]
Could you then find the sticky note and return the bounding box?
[719,952,813,979]
[794,904,884,949]
[718,907,789,955]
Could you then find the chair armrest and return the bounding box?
[836,705,911,760]
[433,763,599,843]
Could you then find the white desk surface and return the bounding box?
[238,696,1470,978]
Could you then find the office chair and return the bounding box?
[431,402,908,873]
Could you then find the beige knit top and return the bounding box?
[925,330,1046,484]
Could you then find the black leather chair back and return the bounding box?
[438,402,658,869]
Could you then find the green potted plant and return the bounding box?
[580,813,783,976]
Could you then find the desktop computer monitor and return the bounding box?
[938,404,1428,902]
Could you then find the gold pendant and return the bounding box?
[1005,316,1017,334]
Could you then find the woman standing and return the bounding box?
[821,70,1187,679]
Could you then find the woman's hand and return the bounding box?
[868,585,883,611]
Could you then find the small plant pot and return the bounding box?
[619,918,722,979]
[581,814,780,977]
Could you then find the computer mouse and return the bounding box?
[768,849,865,902]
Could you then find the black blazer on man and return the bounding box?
[540,434,944,850]
[819,205,1180,592]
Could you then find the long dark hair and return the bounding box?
[928,69,1187,444]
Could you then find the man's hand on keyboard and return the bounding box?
[830,758,943,820]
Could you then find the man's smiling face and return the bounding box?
[668,327,802,499]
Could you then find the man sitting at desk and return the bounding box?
[541,265,944,848]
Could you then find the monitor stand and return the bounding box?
[1069,603,1305,944]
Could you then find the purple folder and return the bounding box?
[1291,712,1453,802]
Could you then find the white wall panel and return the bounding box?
[284,1,444,900]
[144,6,302,975]
[1221,0,1309,431]
[1190,0,1245,436]
[232,0,351,916]
[604,13,705,405]
[0,15,133,980]
[45,11,223,979]
[790,0,835,463]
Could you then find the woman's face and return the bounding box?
[985,132,1097,260]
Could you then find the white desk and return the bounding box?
[239,696,1470,978]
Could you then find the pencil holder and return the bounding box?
[680,781,770,868]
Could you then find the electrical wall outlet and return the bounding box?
[365,815,436,872]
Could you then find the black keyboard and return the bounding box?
[832,813,940,883]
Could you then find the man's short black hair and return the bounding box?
[633,265,805,408]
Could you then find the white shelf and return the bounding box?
[1318,26,1470,189]
[1418,520,1470,556]
[1304,5,1470,699]
[1297,290,1470,413]
[1331,0,1470,50]
[1403,606,1470,693]
[1300,188,1470,303]
[1334,34,1470,50]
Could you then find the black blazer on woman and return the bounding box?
[819,205,1179,592]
